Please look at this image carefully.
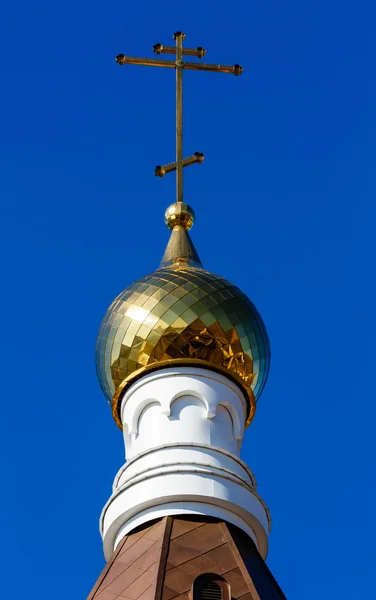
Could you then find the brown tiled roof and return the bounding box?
[87,516,286,600]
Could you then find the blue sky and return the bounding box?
[0,1,374,598]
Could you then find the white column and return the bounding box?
[100,367,271,560]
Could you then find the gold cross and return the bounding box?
[116,31,242,204]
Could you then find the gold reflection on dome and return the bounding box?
[96,220,271,430]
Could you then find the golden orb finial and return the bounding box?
[164,202,195,230]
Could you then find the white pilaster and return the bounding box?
[100,367,271,560]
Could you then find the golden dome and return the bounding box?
[96,203,270,428]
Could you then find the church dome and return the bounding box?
[96,203,270,428]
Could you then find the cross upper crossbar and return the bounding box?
[116,55,242,75]
[116,31,242,204]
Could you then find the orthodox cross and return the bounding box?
[116,32,242,204]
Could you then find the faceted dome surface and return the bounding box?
[96,261,270,422]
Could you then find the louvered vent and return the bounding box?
[200,582,222,600]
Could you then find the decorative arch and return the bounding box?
[192,574,230,600]
[128,398,161,435]
[216,401,243,439]
[167,390,210,418]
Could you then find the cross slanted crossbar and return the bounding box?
[116,31,243,204]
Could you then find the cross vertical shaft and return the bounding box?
[175,32,184,204]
